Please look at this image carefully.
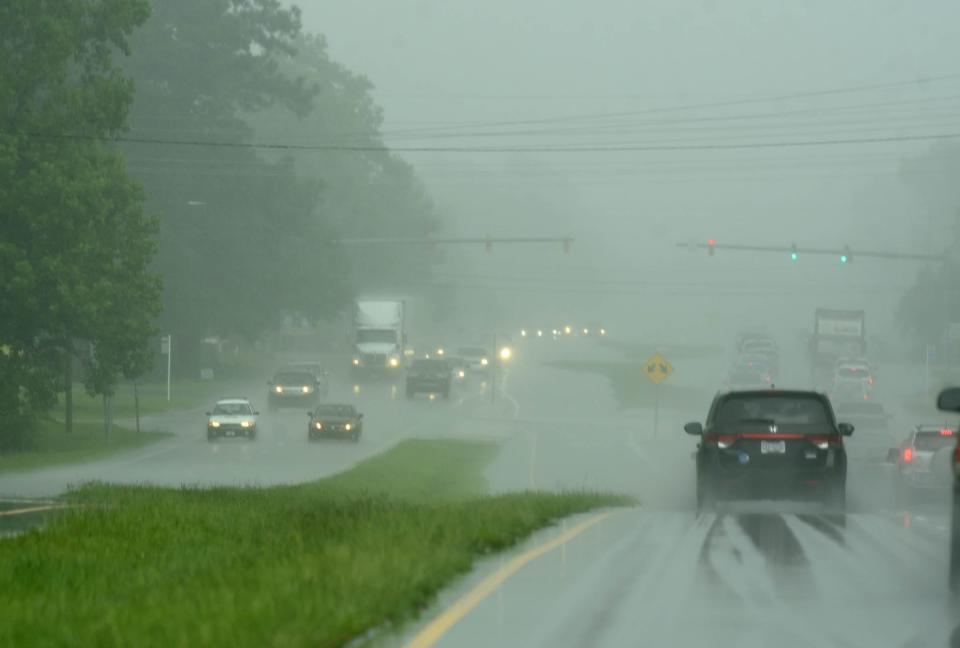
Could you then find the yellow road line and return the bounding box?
[0,504,67,517]
[404,510,616,648]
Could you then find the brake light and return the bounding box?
[704,434,737,449]
[808,435,832,450]
[903,447,913,463]
[941,428,954,437]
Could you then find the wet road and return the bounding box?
[0,362,504,498]
[395,337,959,647]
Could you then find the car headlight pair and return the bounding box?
[480,358,489,366]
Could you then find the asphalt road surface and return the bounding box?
[0,361,505,498]
[393,337,960,648]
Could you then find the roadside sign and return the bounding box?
[643,353,673,385]
[160,337,170,355]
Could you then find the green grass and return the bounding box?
[0,439,631,647]
[58,379,225,421]
[548,359,710,410]
[0,419,171,473]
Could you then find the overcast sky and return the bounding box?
[292,1,960,345]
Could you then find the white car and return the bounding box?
[206,398,259,441]
[457,346,490,373]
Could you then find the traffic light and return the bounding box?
[790,242,798,261]
[840,245,851,264]
[707,239,716,256]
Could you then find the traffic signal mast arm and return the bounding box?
[678,241,944,261]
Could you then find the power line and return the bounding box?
[23,130,960,154]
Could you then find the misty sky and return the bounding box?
[293,1,960,347]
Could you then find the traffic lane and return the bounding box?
[399,508,954,648]
[0,373,489,498]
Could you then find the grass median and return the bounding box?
[0,439,631,647]
[0,419,171,473]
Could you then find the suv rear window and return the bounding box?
[714,395,830,426]
[915,430,955,451]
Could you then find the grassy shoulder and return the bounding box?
[548,359,709,410]
[0,439,632,647]
[58,379,225,421]
[0,419,171,473]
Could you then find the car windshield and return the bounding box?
[915,430,955,451]
[715,395,830,426]
[274,372,313,385]
[213,402,252,416]
[412,359,446,370]
[314,405,354,418]
[356,329,396,344]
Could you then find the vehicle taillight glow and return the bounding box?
[941,428,954,437]
[704,434,737,449]
[808,435,831,450]
[903,447,913,463]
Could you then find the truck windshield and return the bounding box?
[357,329,396,344]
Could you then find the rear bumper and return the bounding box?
[208,426,255,438]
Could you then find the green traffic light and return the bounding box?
[840,255,848,264]
[790,252,798,261]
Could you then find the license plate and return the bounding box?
[760,440,785,454]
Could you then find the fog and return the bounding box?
[298,0,960,349]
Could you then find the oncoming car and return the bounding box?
[307,404,363,442]
[457,346,489,373]
[685,390,853,511]
[267,369,323,410]
[206,398,259,441]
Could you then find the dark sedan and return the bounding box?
[307,404,363,442]
[685,390,853,511]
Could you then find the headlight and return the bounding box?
[499,346,512,361]
[480,358,489,366]
[274,385,283,394]
[344,423,352,431]
[458,370,465,379]
[388,357,400,368]
[209,420,220,428]
[352,358,360,366]
[436,348,445,356]
[241,420,252,428]
[315,422,323,430]
[302,385,312,394]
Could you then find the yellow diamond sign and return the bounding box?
[643,353,673,385]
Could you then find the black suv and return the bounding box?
[685,390,853,511]
[406,358,452,399]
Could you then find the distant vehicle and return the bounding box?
[268,369,323,410]
[352,299,406,375]
[307,403,362,442]
[811,308,866,378]
[457,346,490,373]
[831,366,874,403]
[406,358,452,399]
[725,365,772,390]
[206,398,259,441]
[935,387,960,591]
[685,390,853,511]
[278,362,329,398]
[889,425,955,493]
[735,354,777,384]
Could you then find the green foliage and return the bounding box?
[0,440,630,646]
[0,0,159,449]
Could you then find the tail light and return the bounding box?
[940,428,954,437]
[903,447,913,463]
[808,435,832,450]
[704,434,738,449]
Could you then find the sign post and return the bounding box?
[642,353,674,438]
[161,334,172,402]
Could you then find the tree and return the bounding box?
[121,0,353,373]
[0,0,159,447]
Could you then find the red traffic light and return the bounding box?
[707,239,716,256]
